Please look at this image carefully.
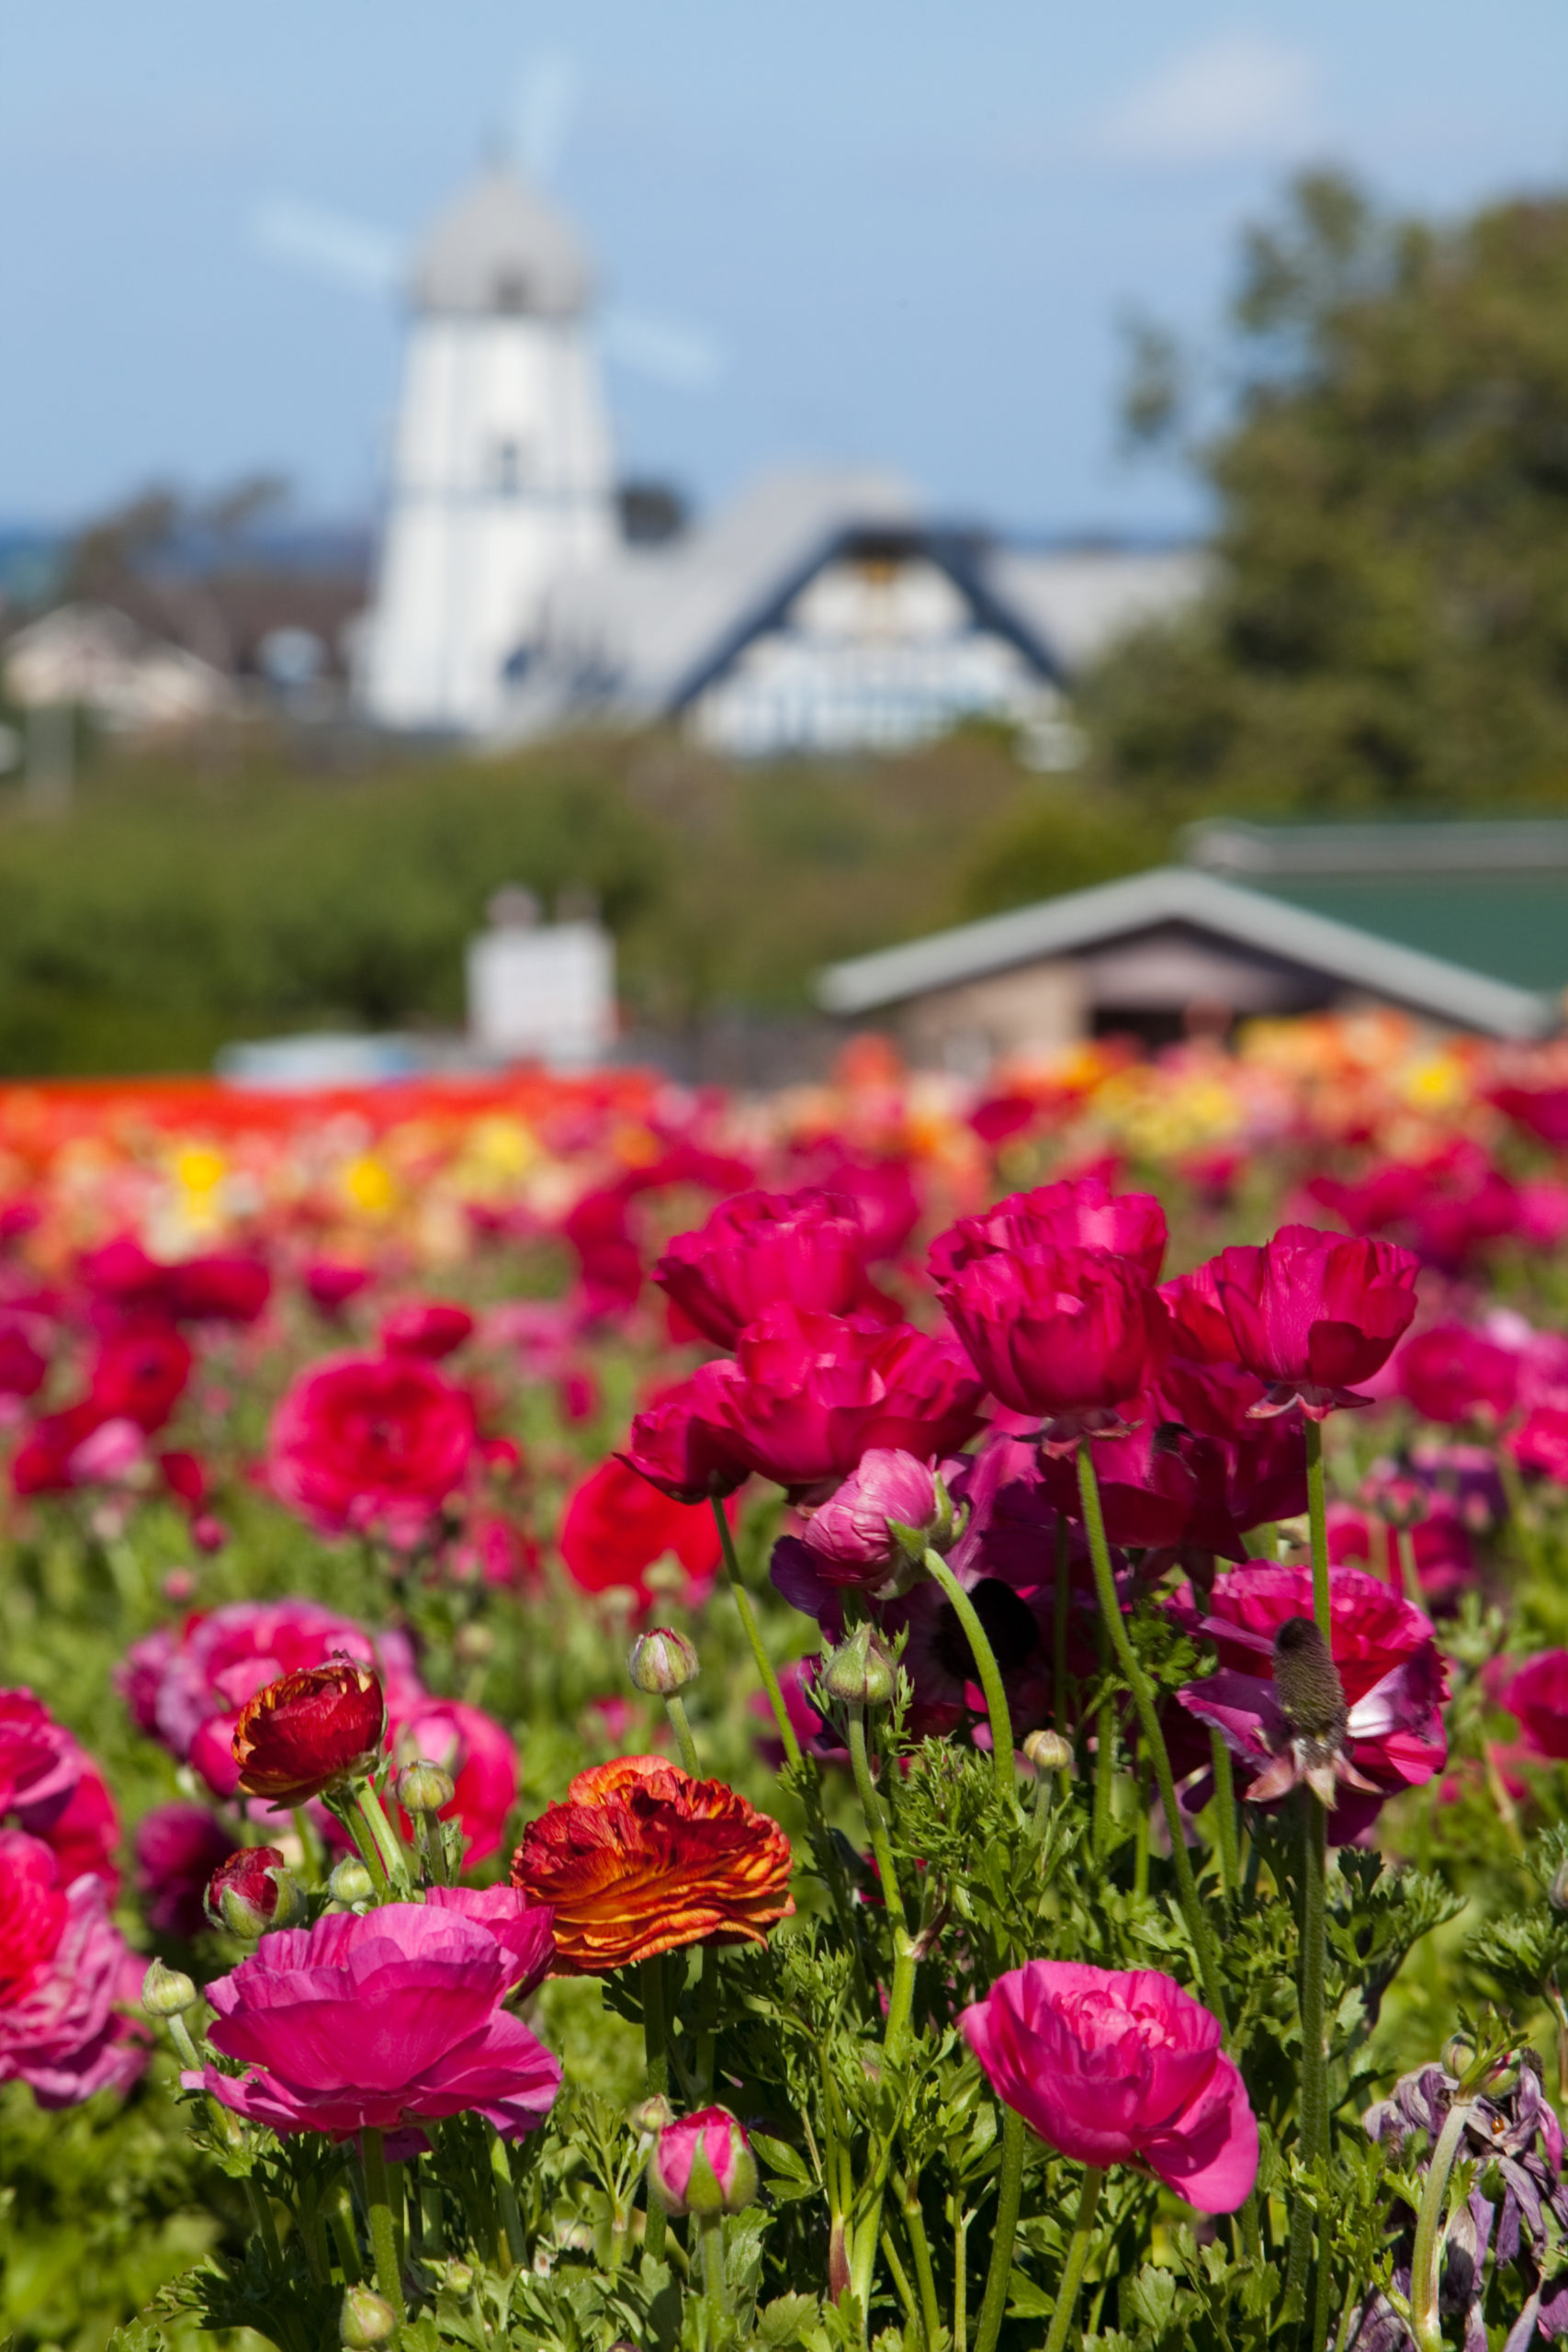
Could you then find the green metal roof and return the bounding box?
[1250,876,1568,995]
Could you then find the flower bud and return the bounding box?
[804,1450,946,1580]
[648,2106,759,2218]
[441,2262,474,2295]
[454,1622,494,1665]
[141,1957,198,2018]
[627,2094,675,2136]
[396,1759,457,1816]
[627,1626,700,1698]
[1271,1618,1348,1745]
[328,1856,376,1906]
[821,1622,897,1708]
[1549,1860,1568,1915]
[205,1845,302,1937]
[232,1661,386,1806]
[1443,2032,1477,2081]
[1023,1729,1074,1776]
[340,2286,399,2346]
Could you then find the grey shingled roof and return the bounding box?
[815,865,1557,1039]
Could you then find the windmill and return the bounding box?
[251,57,724,733]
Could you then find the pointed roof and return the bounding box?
[411,166,593,319]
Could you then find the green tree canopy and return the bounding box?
[1087,169,1568,810]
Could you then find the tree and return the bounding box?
[1086,170,1568,810]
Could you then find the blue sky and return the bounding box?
[4,2,1567,537]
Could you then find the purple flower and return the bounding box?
[187,1898,559,2142]
[801,1450,943,1585]
[134,1803,236,1939]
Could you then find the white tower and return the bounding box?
[360,166,616,734]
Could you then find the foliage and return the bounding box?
[1086,168,1568,812]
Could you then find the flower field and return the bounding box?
[11,1014,1568,2351]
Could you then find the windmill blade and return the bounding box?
[601,308,728,391]
[251,197,401,295]
[511,52,581,185]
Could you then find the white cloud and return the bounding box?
[1092,31,1322,166]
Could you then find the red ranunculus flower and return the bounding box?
[0,1689,119,1893]
[231,1661,387,1807]
[961,1961,1257,2213]
[1209,1225,1420,1418]
[205,1845,292,1935]
[0,1829,146,2107]
[1509,1406,1568,1486]
[511,1756,794,1973]
[267,1351,478,1544]
[1397,1326,1519,1428]
[379,1301,476,1361]
[163,1252,272,1326]
[560,1455,729,1607]
[88,1325,193,1431]
[938,1244,1170,1447]
[654,1188,870,1349]
[695,1306,984,1498]
[930,1173,1168,1283]
[1174,1561,1449,1839]
[186,1896,558,2142]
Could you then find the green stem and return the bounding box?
[1053,1513,1070,1732]
[1077,1444,1228,2028]
[1134,1742,1152,1901]
[488,2123,527,2267]
[1092,1581,1115,1861]
[1209,1727,1239,1900]
[1409,2098,1472,2352]
[329,2184,362,2282]
[1042,2166,1104,2352]
[641,1955,669,2262]
[360,2128,405,2322]
[699,2213,729,2314]
[1286,1788,1331,2321]
[665,1690,701,1776]
[898,2175,942,2352]
[695,1941,719,2101]
[881,2229,920,2340]
[973,2107,1027,2352]
[1304,1419,1331,1640]
[245,2176,283,2271]
[712,1497,801,1770]
[847,1711,908,1939]
[922,1548,1016,1799]
[847,1702,919,2326]
[953,2199,969,2352]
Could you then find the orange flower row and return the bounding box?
[511,1756,794,1975]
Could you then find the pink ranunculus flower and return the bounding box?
[617,1373,751,1506]
[929,1173,1168,1284]
[389,1697,518,1864]
[1498,1651,1568,1763]
[0,1830,147,2107]
[960,1961,1258,2213]
[1174,1562,1449,1840]
[1208,1225,1420,1419]
[699,1306,984,1498]
[119,1599,423,1798]
[266,1351,478,1546]
[379,1301,477,1362]
[1396,1325,1520,1429]
[186,1898,559,2142]
[0,1689,120,1894]
[937,1244,1171,1448]
[802,1449,942,1579]
[1509,1406,1568,1487]
[653,1187,870,1350]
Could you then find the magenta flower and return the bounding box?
[1499,1651,1568,1763]
[960,1961,1258,2213]
[266,1351,478,1546]
[1396,1325,1520,1428]
[1174,1562,1449,1838]
[617,1373,750,1506]
[1207,1225,1420,1419]
[937,1244,1171,1446]
[930,1174,1168,1283]
[0,1830,147,2108]
[654,1187,870,1348]
[697,1306,983,1498]
[134,1804,236,1938]
[188,1897,559,2142]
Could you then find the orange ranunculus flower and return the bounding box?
[509,1755,794,1974]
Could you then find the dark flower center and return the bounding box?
[931,1577,1040,1682]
